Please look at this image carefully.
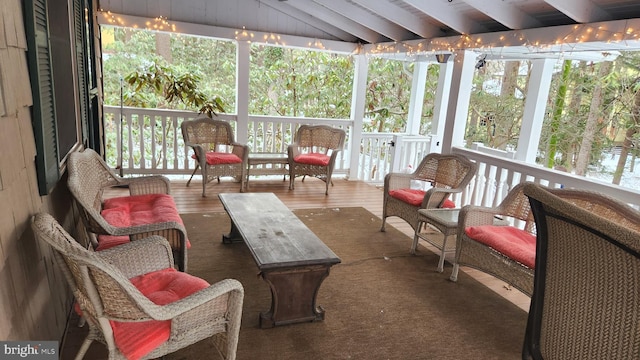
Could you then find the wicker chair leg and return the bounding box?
[74,336,94,360]
[186,164,200,187]
[450,264,460,282]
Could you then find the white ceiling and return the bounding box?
[98,0,640,59]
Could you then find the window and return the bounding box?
[24,0,98,195]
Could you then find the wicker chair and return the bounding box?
[522,183,640,360]
[181,116,249,196]
[67,148,188,272]
[287,124,346,195]
[31,213,244,360]
[380,153,477,235]
[449,182,536,296]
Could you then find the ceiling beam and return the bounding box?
[402,0,487,35]
[311,0,410,42]
[351,0,443,39]
[258,0,357,42]
[463,0,543,30]
[283,0,383,43]
[543,0,611,23]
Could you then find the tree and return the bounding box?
[546,60,572,168]
[575,61,613,175]
[125,63,226,116]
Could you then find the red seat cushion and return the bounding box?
[388,188,456,208]
[192,151,242,165]
[294,153,330,166]
[110,268,210,360]
[98,194,190,251]
[465,225,537,268]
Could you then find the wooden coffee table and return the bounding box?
[218,192,341,328]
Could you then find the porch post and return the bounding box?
[516,58,555,163]
[348,53,368,180]
[441,50,477,154]
[235,41,250,144]
[406,60,429,135]
[429,57,454,153]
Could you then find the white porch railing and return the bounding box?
[452,147,640,210]
[103,106,640,209]
[103,106,354,176]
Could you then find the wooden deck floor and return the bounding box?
[167,176,530,311]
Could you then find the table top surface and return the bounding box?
[218,192,340,270]
[248,153,288,162]
[417,208,460,226]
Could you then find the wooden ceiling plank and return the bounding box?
[312,0,409,41]
[351,0,442,39]
[402,0,486,34]
[284,0,382,43]
[463,0,543,30]
[258,0,356,42]
[543,0,611,23]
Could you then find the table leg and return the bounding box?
[222,219,244,244]
[259,264,332,328]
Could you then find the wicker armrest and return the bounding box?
[126,175,172,195]
[287,143,301,159]
[231,143,249,161]
[104,220,187,238]
[384,172,413,192]
[148,279,244,321]
[458,205,503,229]
[96,236,174,278]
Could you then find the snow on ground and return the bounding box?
[586,152,640,191]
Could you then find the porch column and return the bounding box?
[235,41,250,144]
[406,60,429,135]
[441,50,477,154]
[348,53,368,180]
[429,57,454,153]
[516,58,555,163]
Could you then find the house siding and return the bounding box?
[0,0,78,343]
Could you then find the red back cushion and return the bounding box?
[98,194,190,251]
[388,188,456,208]
[465,225,536,268]
[294,153,330,166]
[110,268,210,360]
[192,151,242,165]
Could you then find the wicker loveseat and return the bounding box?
[67,148,189,271]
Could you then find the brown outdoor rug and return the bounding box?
[171,207,527,360]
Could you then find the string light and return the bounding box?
[235,26,254,43]
[100,10,177,32]
[98,10,640,59]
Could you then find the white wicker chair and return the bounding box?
[287,124,346,195]
[523,183,640,360]
[181,116,248,196]
[450,182,536,296]
[32,213,244,360]
[381,153,477,234]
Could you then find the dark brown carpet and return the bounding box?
[169,207,527,360]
